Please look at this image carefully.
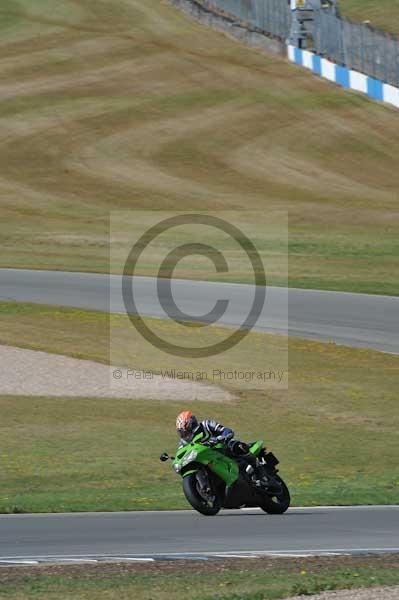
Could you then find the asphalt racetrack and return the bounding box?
[1,269,398,353]
[1,506,399,564]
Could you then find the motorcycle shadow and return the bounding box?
[219,511,324,517]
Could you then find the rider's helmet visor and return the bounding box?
[177,428,195,442]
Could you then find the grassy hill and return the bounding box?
[0,0,398,293]
[340,1,399,35]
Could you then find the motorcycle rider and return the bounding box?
[175,410,261,486]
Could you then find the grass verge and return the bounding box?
[0,301,398,512]
[1,555,399,599]
[0,1,398,293]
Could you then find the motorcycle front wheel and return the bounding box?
[259,474,290,514]
[182,472,221,516]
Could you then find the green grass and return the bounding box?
[1,559,399,600]
[0,301,398,512]
[341,1,399,35]
[0,1,398,293]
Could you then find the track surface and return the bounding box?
[1,507,399,562]
[1,269,399,353]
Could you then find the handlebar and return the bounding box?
[203,438,222,448]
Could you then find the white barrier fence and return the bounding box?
[287,44,399,110]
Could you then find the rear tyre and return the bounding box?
[259,475,290,514]
[182,472,221,516]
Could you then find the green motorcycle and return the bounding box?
[160,433,290,516]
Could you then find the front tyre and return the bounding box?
[259,475,290,514]
[182,472,221,516]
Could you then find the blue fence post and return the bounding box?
[367,77,384,101]
[336,65,350,88]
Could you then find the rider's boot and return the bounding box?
[245,461,281,492]
[244,462,263,488]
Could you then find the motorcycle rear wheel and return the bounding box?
[259,475,290,514]
[182,472,221,516]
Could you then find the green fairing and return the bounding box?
[249,440,264,456]
[181,469,198,477]
[173,434,239,486]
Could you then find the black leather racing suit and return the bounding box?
[178,419,233,447]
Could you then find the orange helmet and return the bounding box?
[176,411,198,441]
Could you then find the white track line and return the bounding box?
[1,548,399,563]
[103,557,155,562]
[0,560,39,565]
[212,554,258,559]
[54,559,99,563]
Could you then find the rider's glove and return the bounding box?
[207,438,219,447]
[238,442,250,454]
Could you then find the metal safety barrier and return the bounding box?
[203,0,399,87]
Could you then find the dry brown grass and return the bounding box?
[0,0,398,292]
